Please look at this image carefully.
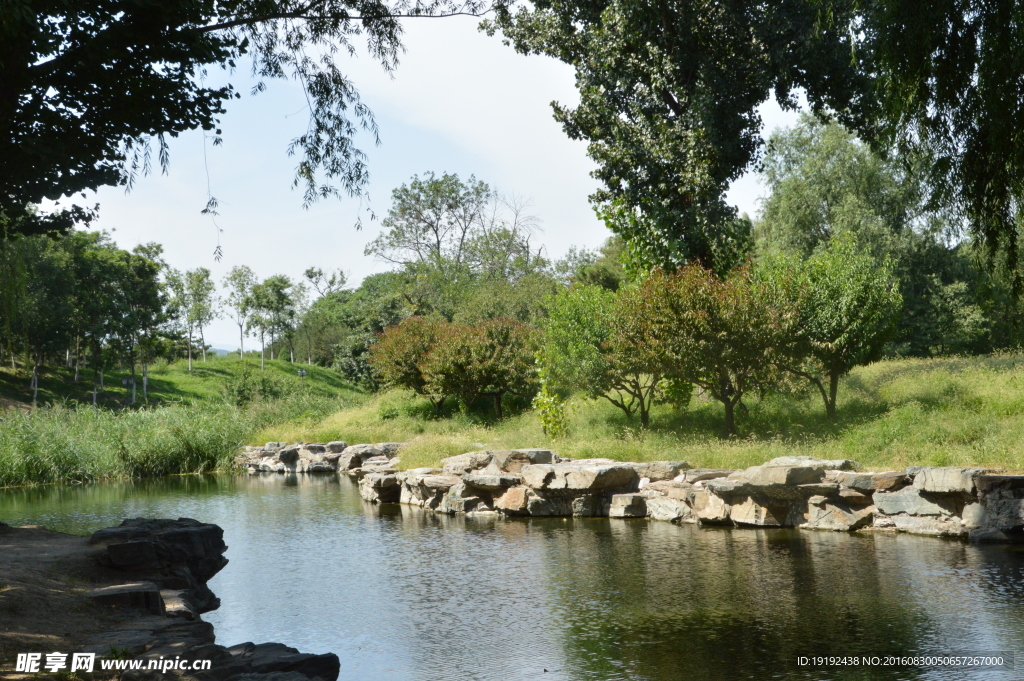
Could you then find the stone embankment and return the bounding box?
[37,518,339,681]
[239,442,1024,542]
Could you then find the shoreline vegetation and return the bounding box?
[255,354,1024,476]
[4,353,1022,491]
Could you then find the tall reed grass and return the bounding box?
[0,394,347,488]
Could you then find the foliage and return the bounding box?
[487,1,861,271]
[540,284,660,427]
[616,265,793,435]
[421,317,536,418]
[223,363,286,406]
[0,0,493,236]
[758,237,903,418]
[367,316,445,412]
[532,361,571,440]
[0,392,349,488]
[256,355,1024,476]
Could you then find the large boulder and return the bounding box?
[494,486,530,516]
[441,451,494,476]
[481,449,558,475]
[688,490,731,524]
[913,467,994,494]
[337,444,383,471]
[803,496,874,531]
[463,473,521,491]
[520,463,639,493]
[872,486,958,517]
[645,496,693,523]
[729,497,790,527]
[89,518,228,614]
[609,494,647,518]
[438,484,486,514]
[628,461,691,482]
[226,642,341,681]
[358,473,400,503]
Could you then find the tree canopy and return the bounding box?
[0,0,491,237]
[488,0,1024,270]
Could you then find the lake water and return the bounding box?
[2,473,1023,681]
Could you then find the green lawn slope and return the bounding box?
[0,354,358,408]
[254,355,1024,474]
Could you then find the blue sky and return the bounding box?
[82,17,798,348]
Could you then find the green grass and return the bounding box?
[0,353,356,408]
[253,355,1024,473]
[0,393,357,488]
[0,354,367,488]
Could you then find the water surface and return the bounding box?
[2,474,1022,681]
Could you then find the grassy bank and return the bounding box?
[253,355,1024,473]
[0,354,354,408]
[0,394,360,488]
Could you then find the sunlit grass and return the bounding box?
[252,355,1024,473]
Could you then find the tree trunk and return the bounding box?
[722,398,735,435]
[200,327,206,362]
[494,392,504,419]
[238,323,245,358]
[260,331,265,370]
[187,325,193,372]
[31,359,39,407]
[639,402,650,428]
[73,335,80,382]
[130,344,137,405]
[827,371,840,419]
[143,361,148,401]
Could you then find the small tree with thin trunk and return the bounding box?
[223,265,256,358]
[185,268,218,362]
[540,284,661,427]
[761,235,903,418]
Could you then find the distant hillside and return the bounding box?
[0,355,361,409]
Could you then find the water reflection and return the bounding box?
[1,474,1022,681]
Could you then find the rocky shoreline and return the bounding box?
[240,442,1024,542]
[0,518,339,681]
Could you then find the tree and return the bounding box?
[422,318,536,418]
[1,1,493,237]
[186,268,219,362]
[487,1,863,272]
[540,285,660,427]
[368,316,447,413]
[304,267,347,298]
[762,237,903,419]
[616,265,791,435]
[490,2,1024,272]
[223,265,257,357]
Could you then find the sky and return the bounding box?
[82,17,800,349]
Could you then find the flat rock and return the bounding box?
[645,496,693,523]
[766,455,859,471]
[609,493,647,518]
[438,484,485,514]
[482,449,558,475]
[520,463,639,492]
[913,467,994,494]
[89,582,165,615]
[891,515,968,537]
[326,441,348,453]
[359,473,400,503]
[628,461,690,482]
[873,486,958,517]
[441,451,494,476]
[227,642,340,681]
[337,444,382,470]
[463,473,521,490]
[681,468,734,483]
[976,475,1024,499]
[834,471,907,493]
